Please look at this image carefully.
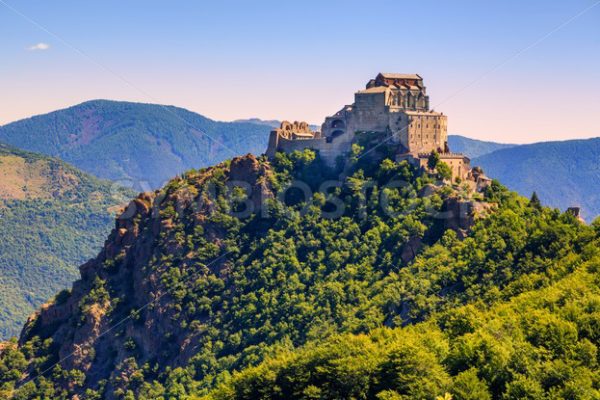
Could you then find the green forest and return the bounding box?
[0,143,134,339]
[1,146,599,399]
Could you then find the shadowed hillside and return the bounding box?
[0,143,133,339]
[448,135,515,158]
[472,138,600,221]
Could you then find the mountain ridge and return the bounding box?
[0,100,273,189]
[471,137,600,221]
[447,134,515,158]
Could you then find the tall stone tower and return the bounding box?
[321,73,448,155]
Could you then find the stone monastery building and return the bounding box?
[266,73,472,180]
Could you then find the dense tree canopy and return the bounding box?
[0,143,133,339]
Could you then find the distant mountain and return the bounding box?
[448,134,515,158]
[234,118,321,132]
[233,118,282,128]
[472,138,600,221]
[447,135,600,221]
[0,100,273,189]
[0,142,133,339]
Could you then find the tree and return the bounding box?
[529,192,542,209]
[428,151,440,171]
[451,369,491,400]
[436,162,453,181]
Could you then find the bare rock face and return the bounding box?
[442,197,474,234]
[0,341,13,356]
[400,236,423,264]
[229,154,261,181]
[228,153,274,209]
[441,197,494,237]
[418,183,439,198]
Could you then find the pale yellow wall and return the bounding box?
[417,155,470,181]
[406,114,447,153]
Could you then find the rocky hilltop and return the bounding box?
[1,147,599,399]
[19,155,275,391]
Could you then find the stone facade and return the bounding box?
[266,73,469,180]
[320,73,447,156]
[403,152,471,181]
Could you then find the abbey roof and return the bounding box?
[379,73,422,80]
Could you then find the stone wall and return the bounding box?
[405,112,448,153]
[273,136,353,166]
[403,152,471,181]
[439,153,470,181]
[266,121,321,158]
[266,120,354,166]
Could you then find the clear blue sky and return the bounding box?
[1,0,599,143]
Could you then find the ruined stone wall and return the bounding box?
[266,121,320,158]
[274,136,353,166]
[405,153,471,181]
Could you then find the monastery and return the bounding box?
[266,73,475,181]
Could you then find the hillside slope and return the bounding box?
[0,143,133,339]
[472,137,600,221]
[0,100,272,189]
[1,147,598,399]
[447,135,515,158]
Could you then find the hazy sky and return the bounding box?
[1,0,599,143]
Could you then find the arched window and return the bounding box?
[331,119,346,129]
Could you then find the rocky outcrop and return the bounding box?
[0,341,13,356]
[400,236,423,264]
[228,153,274,209]
[441,197,494,237]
